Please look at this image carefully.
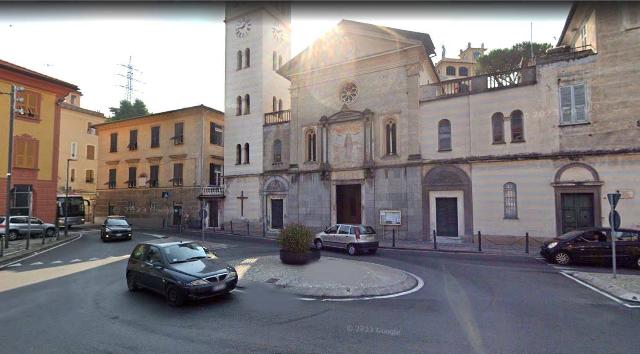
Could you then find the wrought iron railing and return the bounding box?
[264,110,291,125]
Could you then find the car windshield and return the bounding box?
[0,217,4,224]
[106,219,129,226]
[164,243,207,264]
[557,230,585,241]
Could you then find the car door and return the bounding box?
[11,217,27,236]
[141,246,165,293]
[29,218,45,235]
[614,230,639,265]
[337,225,351,249]
[322,225,339,246]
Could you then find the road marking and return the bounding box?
[139,233,166,239]
[7,263,21,267]
[231,288,245,293]
[70,259,81,263]
[51,261,63,264]
[30,262,43,265]
[88,257,99,261]
[560,271,640,309]
[0,234,84,269]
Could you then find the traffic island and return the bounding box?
[568,271,640,303]
[230,255,419,298]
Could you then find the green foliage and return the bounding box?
[477,41,553,74]
[108,99,150,121]
[278,224,313,254]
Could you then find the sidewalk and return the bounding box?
[0,232,82,267]
[568,271,640,303]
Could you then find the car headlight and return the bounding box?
[547,242,558,249]
[186,279,209,287]
[227,270,237,279]
[105,228,112,232]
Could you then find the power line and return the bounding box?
[117,56,145,102]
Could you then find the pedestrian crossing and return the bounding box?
[4,255,130,269]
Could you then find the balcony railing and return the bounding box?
[264,110,291,125]
[423,66,537,101]
[201,185,224,197]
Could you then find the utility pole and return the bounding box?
[2,85,23,252]
[64,158,74,238]
[118,56,145,102]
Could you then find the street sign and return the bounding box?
[199,209,208,219]
[609,210,621,230]
[162,192,170,199]
[607,192,621,210]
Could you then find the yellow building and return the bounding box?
[58,91,106,223]
[0,59,78,223]
[94,105,225,229]
[435,43,486,80]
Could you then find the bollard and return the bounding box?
[230,220,233,234]
[525,232,529,254]
[0,235,4,257]
[433,229,437,250]
[247,221,250,236]
[477,231,482,252]
[392,228,396,248]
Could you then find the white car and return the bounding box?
[314,224,378,256]
[0,216,57,240]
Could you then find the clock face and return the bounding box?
[272,21,284,41]
[235,16,252,38]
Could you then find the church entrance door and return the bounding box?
[271,199,284,230]
[336,184,361,224]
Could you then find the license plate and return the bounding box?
[213,283,225,292]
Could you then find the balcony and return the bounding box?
[422,66,537,101]
[264,110,291,125]
[200,185,225,198]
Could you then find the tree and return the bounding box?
[477,41,553,74]
[108,99,150,120]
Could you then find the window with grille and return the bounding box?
[560,84,587,125]
[503,182,518,219]
[438,119,452,151]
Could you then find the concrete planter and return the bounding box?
[279,249,321,265]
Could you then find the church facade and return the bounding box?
[223,2,640,241]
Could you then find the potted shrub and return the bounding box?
[278,224,320,265]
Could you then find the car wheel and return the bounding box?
[166,286,185,307]
[126,273,139,292]
[634,256,640,270]
[8,230,18,241]
[368,248,377,255]
[554,251,571,266]
[347,244,357,256]
[45,228,55,238]
[314,239,323,250]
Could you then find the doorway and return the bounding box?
[561,193,594,234]
[271,199,284,229]
[172,205,182,226]
[208,200,219,228]
[436,197,458,236]
[336,184,361,224]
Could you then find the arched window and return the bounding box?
[278,55,283,69]
[245,48,250,68]
[273,51,277,71]
[236,50,243,70]
[236,144,242,165]
[306,130,316,162]
[385,121,397,155]
[244,94,250,115]
[273,139,282,163]
[278,99,283,112]
[244,143,250,164]
[503,182,518,219]
[446,66,456,76]
[438,119,452,151]
[272,96,277,112]
[491,112,505,144]
[236,96,242,116]
[510,110,524,142]
[459,66,469,76]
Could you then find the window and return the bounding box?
[128,167,137,188]
[173,122,184,145]
[149,165,159,187]
[172,163,183,186]
[210,122,223,145]
[272,96,277,112]
[110,133,118,152]
[108,202,115,215]
[503,182,518,219]
[622,3,640,30]
[438,119,452,151]
[278,55,283,69]
[70,168,76,182]
[85,170,94,183]
[273,139,282,163]
[131,244,147,260]
[236,96,242,116]
[491,113,505,144]
[560,84,587,125]
[325,225,338,234]
[16,90,41,120]
[9,185,32,216]
[306,130,316,162]
[338,225,350,234]
[151,126,160,148]
[14,136,38,169]
[278,99,283,111]
[70,95,77,105]
[236,50,242,70]
[446,66,456,76]
[70,142,78,159]
[128,129,138,150]
[385,121,397,155]
[108,169,116,189]
[510,110,524,142]
[244,143,250,164]
[459,67,469,76]
[273,51,277,71]
[87,122,96,135]
[245,48,250,68]
[209,164,222,186]
[145,246,162,264]
[244,94,250,114]
[236,144,242,165]
[86,145,95,160]
[580,25,587,49]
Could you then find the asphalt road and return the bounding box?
[0,228,638,354]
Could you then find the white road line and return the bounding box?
[231,288,245,293]
[139,233,166,239]
[70,259,81,263]
[0,234,84,270]
[7,263,21,267]
[88,257,99,261]
[560,272,640,309]
[30,262,43,266]
[51,261,63,264]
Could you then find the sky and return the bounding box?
[0,2,571,117]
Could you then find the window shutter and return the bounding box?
[573,84,586,122]
[26,140,35,168]
[560,86,573,124]
[15,140,26,167]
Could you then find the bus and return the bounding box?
[57,194,86,227]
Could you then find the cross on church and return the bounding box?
[237,191,248,217]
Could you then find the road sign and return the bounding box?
[609,210,621,230]
[607,192,621,210]
[162,192,170,199]
[199,209,208,219]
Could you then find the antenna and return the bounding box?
[117,56,145,102]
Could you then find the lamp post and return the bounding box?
[64,158,75,238]
[1,85,23,253]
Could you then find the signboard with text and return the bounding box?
[379,210,401,226]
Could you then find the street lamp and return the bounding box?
[1,85,23,255]
[64,158,76,238]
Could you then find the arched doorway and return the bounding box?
[553,162,602,235]
[264,176,289,230]
[423,165,473,237]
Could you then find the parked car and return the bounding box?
[101,217,133,242]
[126,241,238,306]
[540,227,640,268]
[314,224,379,256]
[0,216,56,240]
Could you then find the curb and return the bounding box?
[0,233,83,269]
[379,245,536,257]
[565,271,640,304]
